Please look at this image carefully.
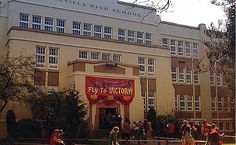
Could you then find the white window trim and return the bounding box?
[171,67,177,83]
[90,52,100,60]
[137,31,144,43]
[112,54,121,62]
[178,67,185,83]
[44,17,54,31]
[187,95,193,111]
[36,46,46,68]
[83,23,93,36]
[79,51,89,60]
[103,26,112,39]
[138,57,145,76]
[118,28,126,41]
[72,21,81,35]
[170,39,177,55]
[177,40,184,56]
[32,15,42,30]
[128,30,135,42]
[185,42,191,57]
[48,47,59,69]
[56,19,65,33]
[147,58,155,76]
[94,25,102,38]
[195,96,201,111]
[19,13,30,28]
[145,33,152,45]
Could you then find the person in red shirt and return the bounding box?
[49,129,65,145]
[167,120,176,138]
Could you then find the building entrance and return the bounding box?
[99,108,117,129]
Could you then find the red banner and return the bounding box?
[85,76,135,105]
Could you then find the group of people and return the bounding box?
[108,118,150,145]
[180,120,224,145]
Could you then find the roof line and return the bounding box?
[160,21,203,30]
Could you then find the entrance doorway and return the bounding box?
[99,108,117,129]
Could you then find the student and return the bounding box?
[108,126,120,145]
[49,129,65,145]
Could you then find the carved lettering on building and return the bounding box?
[58,0,142,17]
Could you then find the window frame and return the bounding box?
[137,31,144,44]
[35,46,46,68]
[48,47,59,69]
[56,19,65,33]
[83,23,92,36]
[104,26,112,39]
[72,21,81,35]
[79,50,89,59]
[94,25,102,38]
[19,13,29,28]
[44,17,54,31]
[32,15,42,30]
[118,28,126,41]
[145,33,152,45]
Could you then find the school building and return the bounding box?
[0,0,234,137]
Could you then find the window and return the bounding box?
[36,46,46,67]
[118,28,125,41]
[45,17,54,31]
[32,15,41,30]
[91,52,100,60]
[178,41,184,56]
[175,96,178,110]
[138,57,145,75]
[186,68,192,84]
[179,95,185,111]
[137,31,144,44]
[211,97,216,111]
[194,73,199,84]
[145,33,152,45]
[171,68,177,83]
[102,53,111,61]
[219,122,224,130]
[210,72,215,85]
[128,30,135,42]
[72,21,81,35]
[79,51,88,59]
[225,122,230,130]
[19,13,29,28]
[224,97,229,111]
[170,39,177,55]
[104,26,112,39]
[94,25,102,38]
[148,91,155,108]
[179,68,185,83]
[56,19,65,33]
[216,73,222,85]
[83,23,92,36]
[49,47,59,69]
[187,96,193,111]
[147,58,155,76]
[195,96,200,111]
[218,97,223,111]
[162,38,168,47]
[222,74,227,86]
[193,43,198,57]
[185,42,191,57]
[113,54,121,62]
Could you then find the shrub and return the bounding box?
[14,119,42,138]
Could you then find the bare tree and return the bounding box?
[0,56,43,112]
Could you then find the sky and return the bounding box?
[123,0,227,27]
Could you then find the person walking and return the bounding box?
[108,126,120,145]
[49,129,65,145]
[181,125,195,145]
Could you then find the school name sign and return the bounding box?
[85,76,135,105]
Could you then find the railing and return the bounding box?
[0,135,235,145]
